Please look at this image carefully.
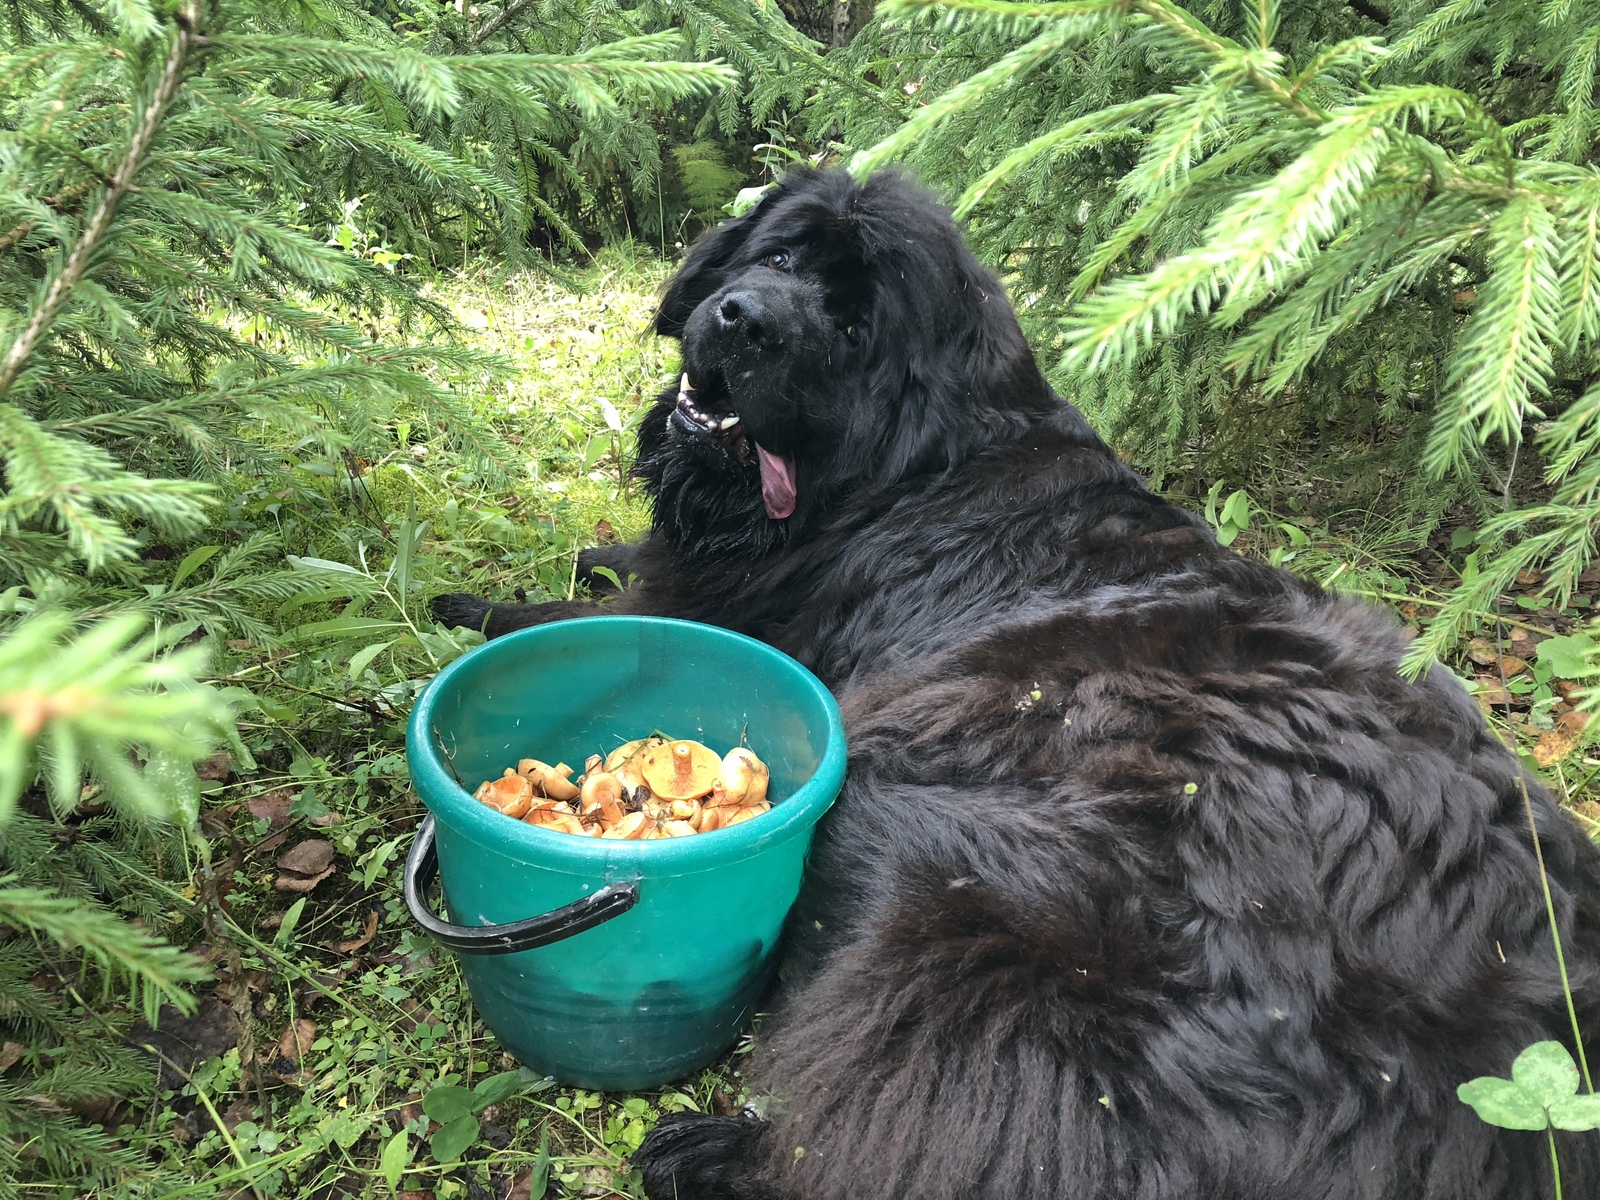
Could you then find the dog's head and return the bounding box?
[637,167,1059,559]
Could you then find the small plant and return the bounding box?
[1203,481,1253,548]
[420,1069,531,1163]
[1460,1041,1600,1198]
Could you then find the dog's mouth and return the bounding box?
[673,373,797,520]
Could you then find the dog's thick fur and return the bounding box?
[433,169,1600,1199]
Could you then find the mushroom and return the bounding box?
[640,739,721,802]
[526,807,585,836]
[580,771,627,826]
[697,805,725,833]
[517,759,579,802]
[719,747,769,806]
[601,811,650,840]
[661,819,698,838]
[722,801,770,828]
[604,738,661,772]
[481,770,533,819]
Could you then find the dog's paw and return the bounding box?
[429,592,492,632]
[635,1112,773,1200]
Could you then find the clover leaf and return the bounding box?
[1459,1042,1600,1133]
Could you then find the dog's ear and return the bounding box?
[655,185,784,338]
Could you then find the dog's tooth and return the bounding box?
[681,373,695,393]
[719,416,740,430]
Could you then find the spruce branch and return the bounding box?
[0,6,200,402]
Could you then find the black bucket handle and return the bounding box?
[403,815,639,955]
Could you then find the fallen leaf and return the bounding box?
[1517,568,1543,586]
[594,519,618,545]
[221,1097,255,1134]
[1534,731,1576,767]
[331,910,379,955]
[1497,656,1529,677]
[1474,678,1519,709]
[1556,680,1585,702]
[1467,638,1498,666]
[274,865,335,894]
[0,1042,22,1072]
[277,1019,317,1062]
[248,789,295,829]
[195,752,233,782]
[1559,709,1593,737]
[507,1168,535,1200]
[227,639,253,651]
[277,840,334,876]
[310,811,344,828]
[394,997,439,1035]
[1509,626,1531,643]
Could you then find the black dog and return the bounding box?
[434,168,1600,1199]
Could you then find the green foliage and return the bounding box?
[421,1069,529,1162]
[817,0,1600,671]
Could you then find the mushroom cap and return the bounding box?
[483,772,534,818]
[600,810,650,840]
[719,747,770,806]
[639,739,721,802]
[604,737,662,772]
[579,770,625,813]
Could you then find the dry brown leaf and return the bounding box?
[506,1169,536,1200]
[273,865,335,894]
[0,1042,22,1073]
[1509,626,1532,643]
[1559,709,1593,737]
[1466,638,1498,666]
[277,840,333,876]
[1474,678,1519,709]
[247,789,295,828]
[277,1018,317,1062]
[1556,680,1584,701]
[1516,568,1543,586]
[195,752,233,782]
[1534,731,1576,767]
[221,1097,255,1134]
[1497,656,1529,677]
[331,910,379,954]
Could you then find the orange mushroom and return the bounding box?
[639,740,721,802]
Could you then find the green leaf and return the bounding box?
[348,639,398,680]
[1220,489,1252,530]
[290,617,408,642]
[170,544,222,588]
[274,897,306,948]
[590,565,623,591]
[422,1085,478,1124]
[1512,1041,1581,1104]
[529,1121,550,1200]
[1457,1077,1547,1130]
[1550,1093,1600,1132]
[1537,633,1598,680]
[472,1069,525,1108]
[380,1129,410,1193]
[286,555,368,577]
[429,1113,480,1163]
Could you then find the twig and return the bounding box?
[467,0,534,45]
[0,6,203,399]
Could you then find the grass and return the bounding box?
[13,244,1600,1198]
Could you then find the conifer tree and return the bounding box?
[822,0,1600,667]
[0,0,729,1186]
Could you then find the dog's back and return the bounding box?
[639,418,1600,1200]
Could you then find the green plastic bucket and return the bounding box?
[403,616,846,1091]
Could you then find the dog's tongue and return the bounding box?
[755,443,796,520]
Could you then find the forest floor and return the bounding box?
[93,250,1600,1199]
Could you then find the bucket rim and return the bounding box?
[405,615,847,871]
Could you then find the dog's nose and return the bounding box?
[717,292,780,349]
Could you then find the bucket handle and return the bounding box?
[403,816,639,955]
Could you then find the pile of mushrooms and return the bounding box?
[471,736,771,839]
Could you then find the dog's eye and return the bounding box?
[762,251,791,271]
[844,324,862,345]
